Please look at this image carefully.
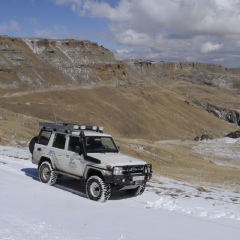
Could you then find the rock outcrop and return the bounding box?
[192,99,240,126]
[225,131,240,138]
[194,134,212,141]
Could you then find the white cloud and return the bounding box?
[55,0,132,21]
[201,42,223,53]
[0,20,20,33]
[54,0,240,66]
[61,0,240,36]
[55,0,240,35]
[112,29,152,46]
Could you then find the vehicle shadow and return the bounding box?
[21,168,39,181]
[21,168,135,201]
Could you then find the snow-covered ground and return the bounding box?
[1,144,240,240]
[193,137,240,169]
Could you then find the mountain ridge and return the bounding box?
[0,35,239,143]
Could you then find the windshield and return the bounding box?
[84,136,118,153]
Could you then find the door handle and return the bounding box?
[37,148,42,151]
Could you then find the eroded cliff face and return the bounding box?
[0,36,125,94]
[0,35,239,142]
[1,35,240,94]
[192,99,240,126]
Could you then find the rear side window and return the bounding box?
[52,133,66,149]
[38,130,52,146]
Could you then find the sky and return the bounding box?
[1,0,240,67]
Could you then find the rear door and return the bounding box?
[52,134,84,176]
[51,133,68,171]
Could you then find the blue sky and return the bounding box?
[1,0,240,67]
[0,0,113,46]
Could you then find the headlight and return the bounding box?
[113,167,124,175]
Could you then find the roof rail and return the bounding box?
[39,122,104,133]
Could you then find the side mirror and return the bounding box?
[75,146,83,155]
[117,146,120,151]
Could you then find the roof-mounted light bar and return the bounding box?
[39,122,104,133]
[98,126,104,133]
[73,125,79,130]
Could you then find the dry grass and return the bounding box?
[0,85,237,141]
[0,36,240,192]
[117,138,240,192]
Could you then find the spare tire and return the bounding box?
[29,136,38,154]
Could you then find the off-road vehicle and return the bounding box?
[30,122,152,202]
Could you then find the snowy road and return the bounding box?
[0,145,240,240]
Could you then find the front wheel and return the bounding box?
[126,184,146,196]
[86,176,111,202]
[39,161,58,185]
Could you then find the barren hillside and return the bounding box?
[0,35,240,190]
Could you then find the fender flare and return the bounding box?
[38,155,56,170]
[83,165,107,182]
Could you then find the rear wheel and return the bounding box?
[126,184,146,196]
[86,176,111,202]
[39,161,58,185]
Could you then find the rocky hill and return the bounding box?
[0,35,239,142]
[1,35,240,190]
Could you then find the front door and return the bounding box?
[64,135,85,176]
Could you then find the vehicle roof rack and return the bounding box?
[39,122,104,133]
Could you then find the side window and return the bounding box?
[38,130,52,146]
[68,136,80,152]
[52,133,66,149]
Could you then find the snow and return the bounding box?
[1,144,240,240]
[193,137,240,169]
[212,76,233,89]
[147,178,240,220]
[24,39,45,54]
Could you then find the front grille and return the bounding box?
[123,165,144,174]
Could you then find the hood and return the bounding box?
[87,152,146,167]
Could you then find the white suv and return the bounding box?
[30,122,152,202]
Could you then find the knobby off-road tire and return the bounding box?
[126,184,146,196]
[39,161,58,186]
[86,176,111,203]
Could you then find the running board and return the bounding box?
[56,170,83,180]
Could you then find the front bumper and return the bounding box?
[104,164,152,187]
